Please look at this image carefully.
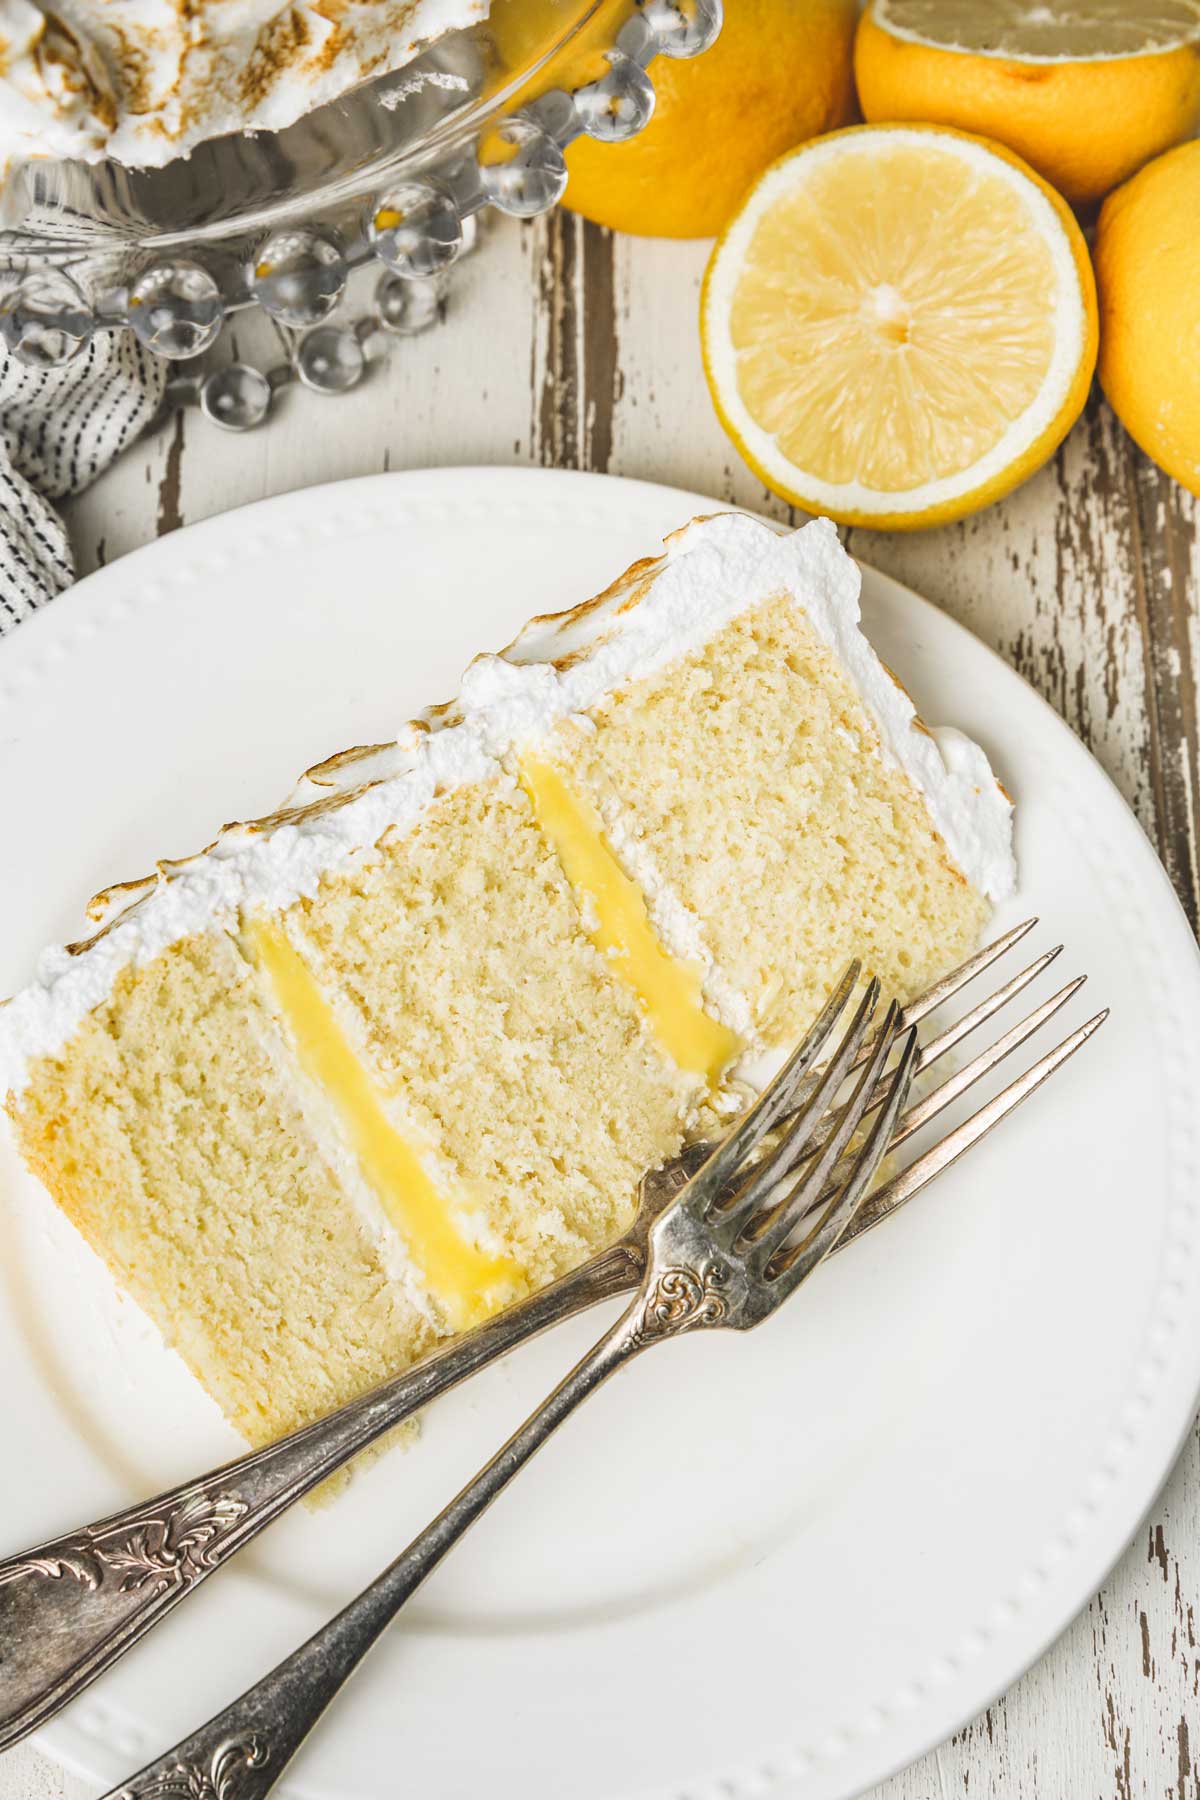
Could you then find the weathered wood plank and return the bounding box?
[61,216,544,572]
[1124,443,1200,930]
[847,399,1161,857]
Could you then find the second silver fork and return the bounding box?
[103,967,917,1800]
[0,918,1085,1752]
[102,945,1108,1800]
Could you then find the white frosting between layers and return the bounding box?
[593,793,755,1045]
[0,0,485,171]
[242,963,443,1328]
[0,515,1016,1098]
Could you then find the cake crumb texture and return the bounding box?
[563,594,989,1044]
[293,777,697,1290]
[10,931,436,1446]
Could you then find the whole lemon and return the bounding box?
[1095,139,1200,495]
[562,0,858,239]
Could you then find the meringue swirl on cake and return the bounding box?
[0,0,487,169]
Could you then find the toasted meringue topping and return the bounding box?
[0,0,487,170]
[0,516,1017,1098]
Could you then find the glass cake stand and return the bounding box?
[0,0,720,414]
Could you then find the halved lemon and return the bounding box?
[855,0,1200,211]
[701,124,1098,530]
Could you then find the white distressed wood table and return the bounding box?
[5,213,1199,1800]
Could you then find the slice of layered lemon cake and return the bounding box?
[0,515,1014,1449]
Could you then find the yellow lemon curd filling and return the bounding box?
[244,761,739,1333]
[246,919,525,1332]
[518,754,741,1087]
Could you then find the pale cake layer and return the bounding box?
[287,777,699,1291]
[0,517,1013,1100]
[8,782,717,1442]
[10,933,436,1447]
[558,595,990,1047]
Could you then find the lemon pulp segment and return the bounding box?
[518,755,740,1086]
[246,918,524,1330]
[727,142,1056,493]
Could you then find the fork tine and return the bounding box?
[769,1024,920,1299]
[834,1009,1109,1253]
[744,1001,901,1263]
[683,958,861,1216]
[744,1000,906,1267]
[687,924,1039,1225]
[913,944,1062,1078]
[772,933,1055,1165]
[713,976,882,1233]
[794,976,1089,1229]
[885,974,1086,1153]
[898,917,1038,1031]
[817,970,1087,1179]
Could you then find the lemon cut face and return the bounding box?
[872,0,1200,59]
[702,125,1098,528]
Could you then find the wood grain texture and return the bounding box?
[16,212,1199,1800]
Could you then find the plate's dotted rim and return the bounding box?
[7,487,1198,1800]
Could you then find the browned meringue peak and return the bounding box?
[0,0,487,170]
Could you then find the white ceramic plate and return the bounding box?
[1,468,1198,1800]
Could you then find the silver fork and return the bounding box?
[101,953,1108,1800]
[0,919,1089,1752]
[102,964,917,1800]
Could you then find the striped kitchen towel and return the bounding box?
[0,334,165,635]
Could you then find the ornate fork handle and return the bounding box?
[96,942,1107,1800]
[0,927,1041,1753]
[103,965,917,1799]
[103,1263,714,1800]
[0,1240,641,1753]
